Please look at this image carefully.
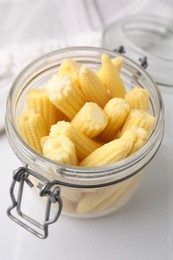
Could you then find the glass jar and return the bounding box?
[102,14,173,88]
[5,47,164,238]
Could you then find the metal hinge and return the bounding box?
[7,166,63,239]
[114,45,148,69]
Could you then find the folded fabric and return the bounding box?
[0,33,101,131]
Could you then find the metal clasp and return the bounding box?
[7,166,63,239]
[114,45,126,54]
[138,56,148,69]
[114,45,148,69]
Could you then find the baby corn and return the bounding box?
[98,98,130,142]
[61,197,76,214]
[26,88,66,133]
[79,139,133,166]
[120,109,155,134]
[79,66,109,108]
[119,128,137,144]
[61,187,83,203]
[94,174,142,212]
[17,55,155,171]
[58,58,81,91]
[77,176,139,214]
[99,53,126,98]
[130,127,149,154]
[50,121,101,161]
[46,74,85,120]
[111,56,124,72]
[17,111,47,153]
[71,102,108,138]
[42,135,78,166]
[97,56,123,79]
[120,127,149,154]
[77,186,120,214]
[125,87,149,112]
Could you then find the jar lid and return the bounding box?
[102,14,173,87]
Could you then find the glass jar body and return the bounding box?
[5,47,164,218]
[59,172,143,217]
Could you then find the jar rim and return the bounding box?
[5,46,164,186]
[102,13,173,87]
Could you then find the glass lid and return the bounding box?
[102,14,173,87]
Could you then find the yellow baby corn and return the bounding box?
[79,138,133,166]
[93,178,139,212]
[130,127,149,154]
[26,88,66,133]
[125,87,149,112]
[77,175,140,214]
[58,58,81,91]
[120,127,149,154]
[99,53,126,98]
[96,173,143,212]
[111,56,124,72]
[61,187,83,203]
[97,56,123,79]
[79,66,109,108]
[71,102,108,138]
[42,135,78,166]
[46,74,85,120]
[98,98,130,142]
[17,111,47,153]
[61,197,76,214]
[120,128,138,143]
[40,136,49,149]
[77,186,119,214]
[50,121,101,161]
[120,109,155,134]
